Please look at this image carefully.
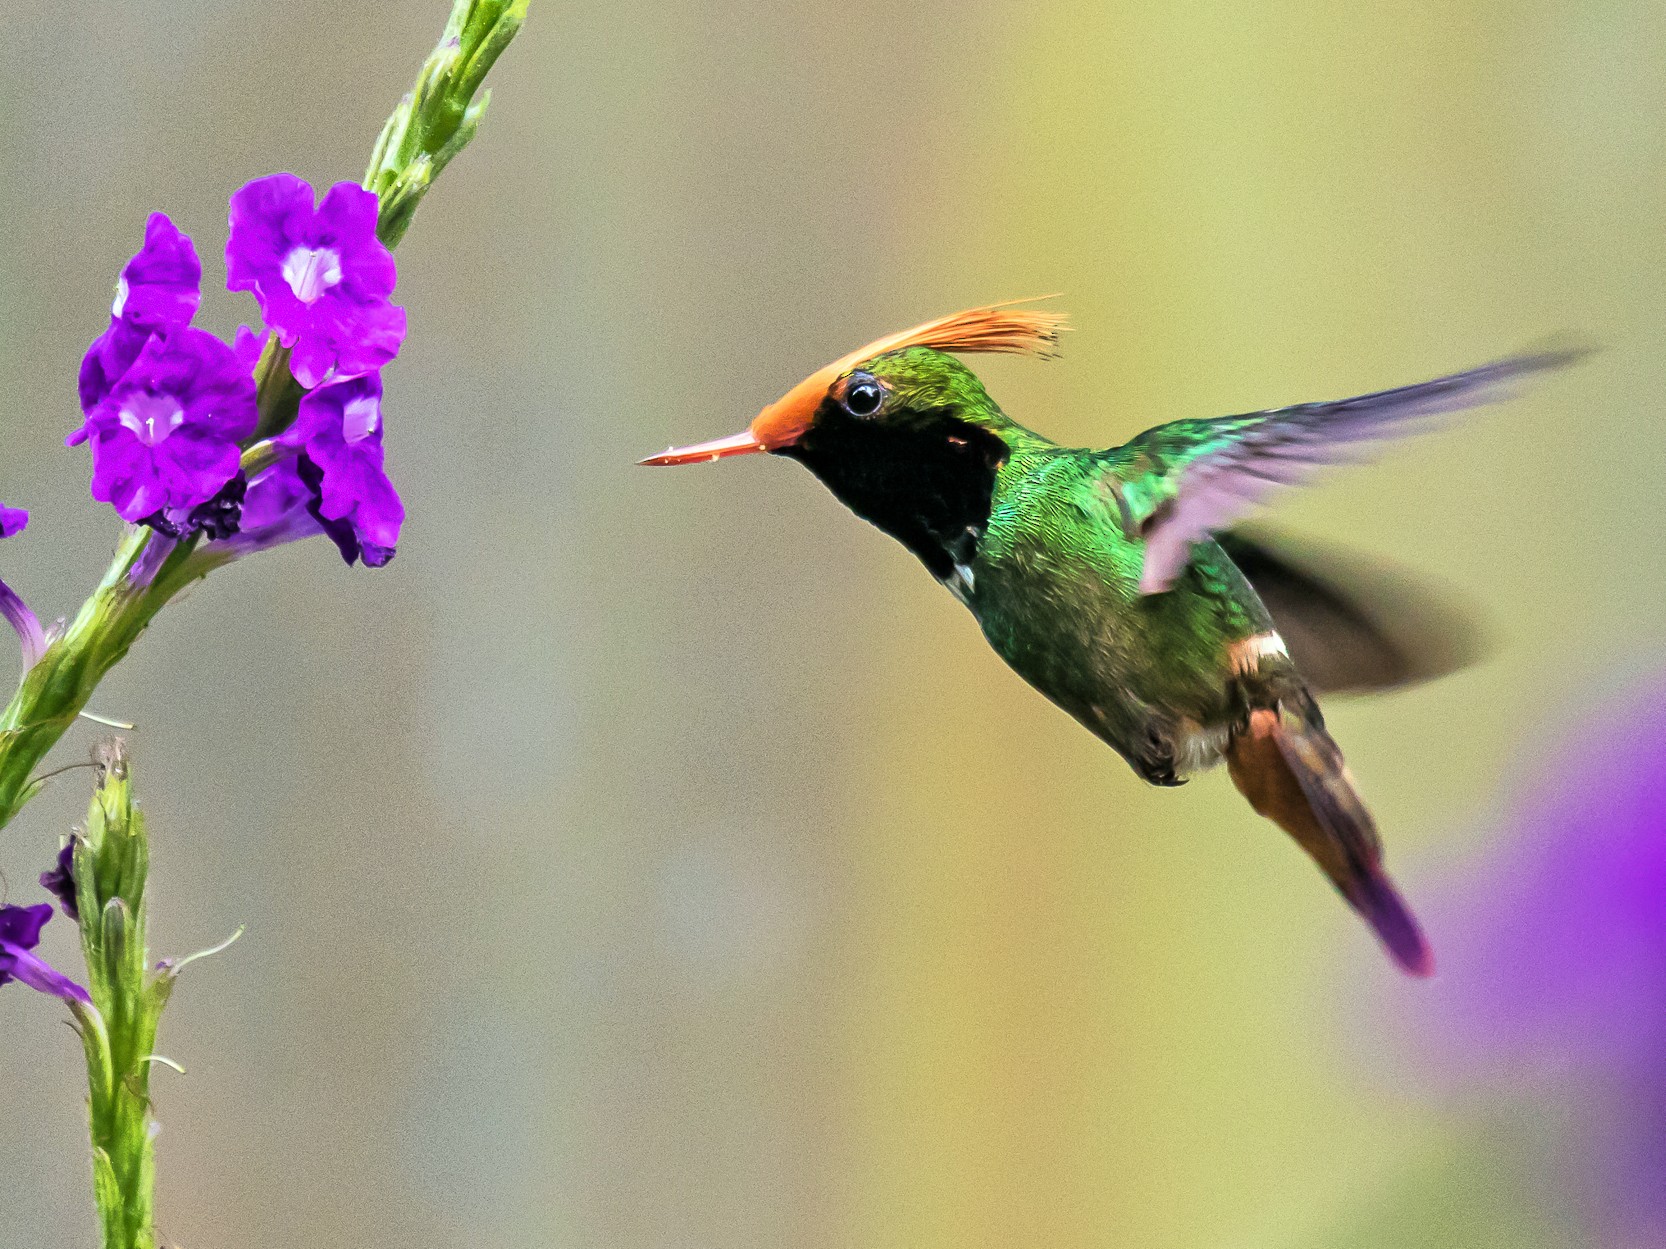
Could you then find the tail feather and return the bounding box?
[1226,705,1434,977]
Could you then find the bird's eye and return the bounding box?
[842,374,885,418]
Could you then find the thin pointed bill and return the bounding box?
[638,430,765,467]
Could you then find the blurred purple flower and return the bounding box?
[1414,678,1666,1244]
[226,174,405,388]
[78,213,202,413]
[67,329,258,525]
[1435,692,1666,1062]
[0,903,89,1004]
[0,505,45,669]
[40,841,78,922]
[281,372,403,566]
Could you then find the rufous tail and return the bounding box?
[1226,704,1434,977]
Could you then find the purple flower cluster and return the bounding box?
[2,174,412,669]
[63,174,406,566]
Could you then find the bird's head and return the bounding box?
[639,300,1066,585]
[638,300,1066,468]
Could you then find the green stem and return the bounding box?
[0,534,200,831]
[73,741,173,1249]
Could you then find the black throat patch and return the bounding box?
[778,400,1010,584]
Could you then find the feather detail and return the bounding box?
[843,298,1068,363]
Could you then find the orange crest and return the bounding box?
[750,299,1068,450]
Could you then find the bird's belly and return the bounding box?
[970,544,1270,781]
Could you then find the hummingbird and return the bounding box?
[641,303,1578,976]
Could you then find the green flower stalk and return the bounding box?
[0,0,528,834]
[62,740,231,1249]
[365,0,530,248]
[0,533,192,832]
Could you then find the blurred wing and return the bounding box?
[1108,350,1585,593]
[1215,529,1487,695]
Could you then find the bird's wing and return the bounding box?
[1103,350,1584,594]
[1214,529,1486,696]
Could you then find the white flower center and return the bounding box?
[118,393,186,447]
[112,276,131,318]
[281,246,343,304]
[341,396,381,444]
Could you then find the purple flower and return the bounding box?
[282,373,403,566]
[79,213,202,413]
[1431,693,1666,1064]
[205,458,323,560]
[40,841,79,922]
[0,903,89,1004]
[67,329,258,524]
[226,174,405,388]
[0,504,45,669]
[1400,677,1666,1243]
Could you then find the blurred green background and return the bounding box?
[2,1,1662,1245]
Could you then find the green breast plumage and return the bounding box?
[968,446,1281,781]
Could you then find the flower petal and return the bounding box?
[0,903,52,951]
[115,213,202,331]
[316,181,396,300]
[40,842,78,922]
[76,213,203,419]
[0,943,92,1004]
[289,295,406,389]
[0,578,46,670]
[76,318,155,418]
[0,512,46,666]
[233,325,270,375]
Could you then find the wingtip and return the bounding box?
[1509,340,1598,377]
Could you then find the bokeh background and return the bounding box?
[2,1,1664,1246]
